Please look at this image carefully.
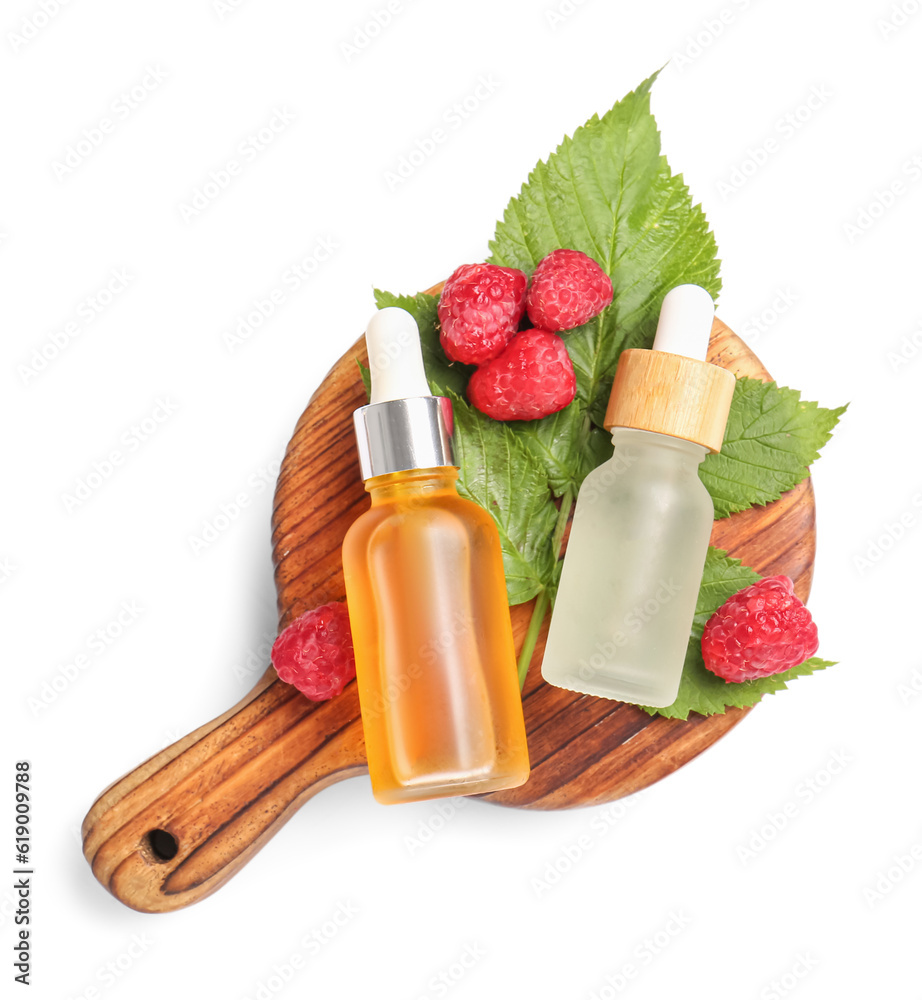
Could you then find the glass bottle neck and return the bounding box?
[364,466,460,503]
[610,427,708,467]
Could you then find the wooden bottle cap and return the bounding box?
[603,349,736,453]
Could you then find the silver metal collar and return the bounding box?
[353,395,455,480]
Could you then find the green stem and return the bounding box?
[516,485,575,689]
[517,588,549,690]
[515,413,593,689]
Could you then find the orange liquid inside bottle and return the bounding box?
[343,466,530,803]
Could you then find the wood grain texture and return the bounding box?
[603,348,736,451]
[82,308,815,912]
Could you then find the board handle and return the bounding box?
[81,671,367,913]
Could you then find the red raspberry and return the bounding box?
[468,328,576,421]
[701,575,819,683]
[271,601,355,701]
[438,263,528,365]
[526,248,613,331]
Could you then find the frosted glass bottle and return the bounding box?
[541,427,713,706]
[540,284,736,707]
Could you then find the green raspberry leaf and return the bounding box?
[512,405,614,496]
[689,545,761,639]
[700,379,848,519]
[641,547,835,719]
[373,288,473,398]
[357,359,371,398]
[372,76,844,711]
[489,71,721,426]
[436,387,558,606]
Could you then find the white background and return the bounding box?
[3,0,921,997]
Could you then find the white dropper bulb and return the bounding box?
[651,284,715,361]
[366,307,431,404]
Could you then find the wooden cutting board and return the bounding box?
[82,307,815,913]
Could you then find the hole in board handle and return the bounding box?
[146,829,179,862]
